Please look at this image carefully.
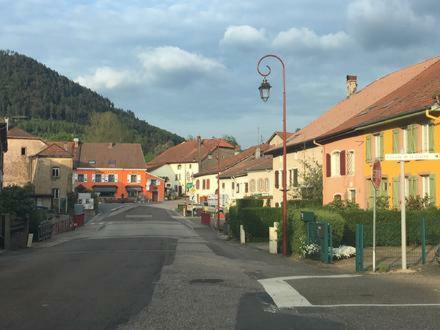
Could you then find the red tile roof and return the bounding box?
[35,144,72,158]
[7,127,39,139]
[219,156,272,178]
[194,144,270,177]
[322,59,440,137]
[77,143,146,169]
[267,56,440,153]
[146,138,235,169]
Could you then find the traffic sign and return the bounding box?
[371,160,382,190]
[385,153,440,161]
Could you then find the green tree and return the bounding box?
[298,160,322,202]
[222,135,239,147]
[84,112,134,143]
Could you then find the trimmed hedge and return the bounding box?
[341,208,440,246]
[236,198,264,209]
[239,207,281,241]
[287,200,322,209]
[227,206,239,238]
[288,208,345,254]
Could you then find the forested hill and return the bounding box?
[0,50,184,160]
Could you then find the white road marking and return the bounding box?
[259,274,440,309]
[258,275,360,308]
[125,215,152,218]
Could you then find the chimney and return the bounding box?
[108,142,116,148]
[255,146,261,159]
[346,75,357,98]
[73,138,79,148]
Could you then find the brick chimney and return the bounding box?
[346,75,357,98]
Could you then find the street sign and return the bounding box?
[371,160,382,190]
[385,153,440,161]
[186,182,193,189]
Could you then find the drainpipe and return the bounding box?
[425,98,440,123]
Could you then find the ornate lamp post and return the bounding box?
[257,54,288,256]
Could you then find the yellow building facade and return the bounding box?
[363,114,438,209]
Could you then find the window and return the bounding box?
[202,179,206,189]
[130,175,137,183]
[264,178,270,192]
[333,194,342,202]
[422,175,430,198]
[258,178,263,192]
[250,179,256,192]
[374,133,384,159]
[293,169,298,187]
[236,184,240,193]
[231,182,235,190]
[21,147,26,156]
[177,164,182,170]
[245,183,249,193]
[402,128,408,153]
[52,188,59,199]
[347,151,355,175]
[52,167,60,178]
[331,151,340,177]
[196,180,200,189]
[151,179,157,186]
[78,174,85,182]
[222,182,225,189]
[421,124,433,153]
[189,164,192,169]
[95,174,102,183]
[274,171,279,189]
[208,154,213,160]
[175,174,179,181]
[206,179,210,189]
[108,174,115,182]
[348,189,356,203]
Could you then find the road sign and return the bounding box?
[186,182,193,189]
[385,153,440,161]
[371,160,382,190]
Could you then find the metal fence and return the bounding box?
[356,218,439,271]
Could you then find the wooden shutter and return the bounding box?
[340,150,346,176]
[429,124,435,152]
[114,174,118,183]
[392,129,399,153]
[196,180,200,189]
[429,174,436,206]
[366,135,371,162]
[409,176,417,198]
[325,153,331,177]
[137,175,141,183]
[275,170,279,188]
[408,125,417,153]
[392,177,400,209]
[379,132,384,160]
[207,179,210,189]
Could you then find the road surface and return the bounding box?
[1,204,439,329]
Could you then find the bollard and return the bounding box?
[240,225,245,244]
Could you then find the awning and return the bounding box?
[126,186,143,192]
[93,186,117,193]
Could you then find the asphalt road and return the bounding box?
[1,204,439,329]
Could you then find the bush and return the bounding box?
[236,198,263,209]
[287,200,322,209]
[239,207,281,241]
[227,206,239,238]
[288,208,345,255]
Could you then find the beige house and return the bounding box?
[4,127,74,210]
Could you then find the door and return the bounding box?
[152,191,158,202]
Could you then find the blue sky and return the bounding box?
[1,0,439,147]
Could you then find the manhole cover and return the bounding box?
[190,278,224,284]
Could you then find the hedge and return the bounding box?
[341,208,440,246]
[239,207,281,241]
[227,206,239,238]
[287,208,345,254]
[236,198,264,209]
[287,200,322,209]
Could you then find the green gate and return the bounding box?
[317,221,332,263]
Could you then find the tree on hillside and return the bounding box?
[84,112,134,143]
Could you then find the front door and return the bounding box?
[152,191,158,202]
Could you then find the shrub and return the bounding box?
[239,207,281,241]
[287,200,322,209]
[236,198,263,209]
[288,208,345,254]
[227,206,239,238]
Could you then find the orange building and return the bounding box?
[73,142,164,202]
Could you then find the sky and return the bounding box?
[1,0,440,147]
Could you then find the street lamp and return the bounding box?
[257,54,288,256]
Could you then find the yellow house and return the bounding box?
[318,58,440,209]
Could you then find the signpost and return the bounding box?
[371,160,381,272]
[384,152,440,270]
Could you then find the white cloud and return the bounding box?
[75,66,133,90]
[220,25,267,50]
[273,27,351,52]
[137,46,225,84]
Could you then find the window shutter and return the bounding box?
[392,129,399,153]
[392,177,399,209]
[84,174,88,183]
[366,135,371,162]
[207,179,210,189]
[412,125,418,153]
[325,154,331,177]
[127,174,130,182]
[73,173,78,181]
[379,132,384,159]
[275,171,279,188]
[340,150,346,175]
[92,174,95,182]
[429,174,436,205]
[114,174,118,183]
[103,174,108,182]
[137,175,141,183]
[409,176,417,198]
[429,124,435,152]
[408,125,417,153]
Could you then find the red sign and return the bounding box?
[371,160,382,190]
